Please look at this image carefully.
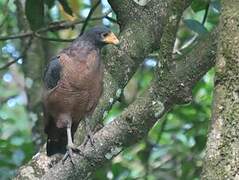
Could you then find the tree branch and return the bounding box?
[105,16,117,23]
[0,12,111,41]
[0,37,33,71]
[80,0,101,35]
[0,32,33,41]
[202,2,210,25]
[33,32,74,42]
[0,56,23,70]
[202,1,239,178]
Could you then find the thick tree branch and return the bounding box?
[202,1,239,178]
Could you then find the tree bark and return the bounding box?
[201,0,239,179]
[15,0,48,149]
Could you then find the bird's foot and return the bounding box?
[62,143,83,165]
[82,131,95,148]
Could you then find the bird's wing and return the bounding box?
[43,56,62,89]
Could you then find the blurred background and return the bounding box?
[0,0,220,179]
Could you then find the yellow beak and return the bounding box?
[103,32,120,45]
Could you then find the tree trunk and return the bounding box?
[201,1,239,179]
[15,0,50,149]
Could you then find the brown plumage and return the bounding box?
[42,27,119,157]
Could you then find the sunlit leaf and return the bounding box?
[211,1,221,14]
[183,19,208,35]
[191,0,209,12]
[58,0,73,16]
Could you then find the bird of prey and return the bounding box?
[42,27,119,160]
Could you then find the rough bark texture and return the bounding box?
[13,0,220,179]
[201,1,239,179]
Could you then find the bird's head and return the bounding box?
[81,26,120,48]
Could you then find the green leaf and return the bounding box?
[191,0,209,12]
[25,0,44,30]
[183,19,208,35]
[57,0,73,16]
[211,1,221,14]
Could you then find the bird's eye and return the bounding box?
[101,32,109,38]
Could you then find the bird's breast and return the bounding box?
[44,51,104,125]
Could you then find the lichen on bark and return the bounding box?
[201,1,239,179]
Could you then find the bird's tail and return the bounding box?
[44,112,68,156]
[45,122,67,156]
[46,137,67,156]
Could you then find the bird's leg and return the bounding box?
[82,117,95,147]
[62,121,83,164]
[66,122,76,150]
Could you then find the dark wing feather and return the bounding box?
[43,57,62,89]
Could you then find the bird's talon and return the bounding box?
[62,145,90,164]
[88,135,95,148]
[62,151,72,165]
[62,154,67,164]
[83,133,95,148]
[62,144,79,165]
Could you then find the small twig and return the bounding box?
[80,0,101,35]
[0,37,33,70]
[0,95,18,105]
[105,16,117,23]
[152,154,174,170]
[34,32,74,42]
[0,56,23,70]
[0,32,33,41]
[202,2,210,25]
[0,11,112,42]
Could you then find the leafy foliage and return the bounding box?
[191,0,209,12]
[96,62,214,179]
